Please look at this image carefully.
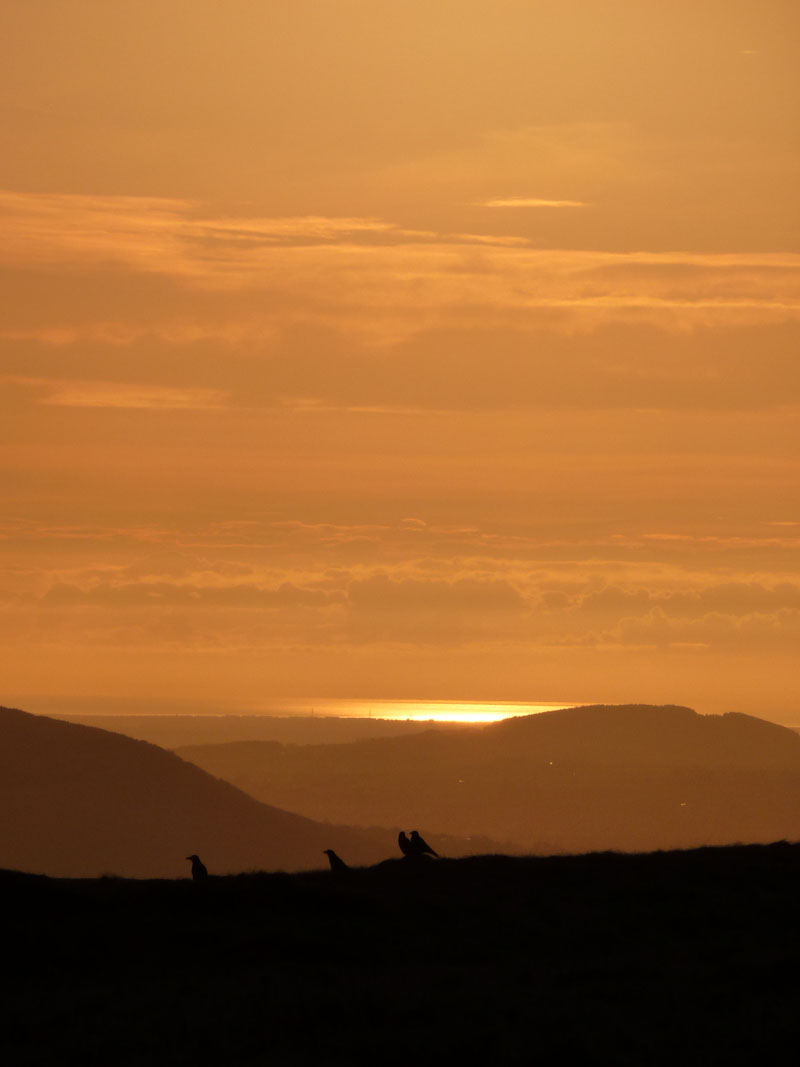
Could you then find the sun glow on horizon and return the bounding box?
[258,698,585,724]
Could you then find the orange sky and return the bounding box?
[2,1,799,720]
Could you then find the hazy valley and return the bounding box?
[176,704,800,855]
[45,710,477,749]
[0,705,502,878]
[8,700,800,879]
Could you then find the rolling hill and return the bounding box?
[177,703,800,854]
[0,705,498,877]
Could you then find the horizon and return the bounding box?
[7,693,800,730]
[6,692,590,724]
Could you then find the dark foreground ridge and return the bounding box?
[6,843,800,1065]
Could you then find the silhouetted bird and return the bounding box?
[323,849,349,872]
[410,830,438,857]
[186,854,208,881]
[398,831,414,857]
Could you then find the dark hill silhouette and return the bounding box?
[0,705,501,877]
[177,704,800,854]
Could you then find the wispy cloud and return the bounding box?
[4,376,227,410]
[0,190,432,270]
[480,197,589,208]
[1,190,799,344]
[454,233,531,246]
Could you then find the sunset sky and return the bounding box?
[2,1,799,720]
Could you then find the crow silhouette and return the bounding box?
[398,831,413,857]
[186,854,208,881]
[323,849,349,872]
[410,831,438,857]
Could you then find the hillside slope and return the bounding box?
[0,705,440,877]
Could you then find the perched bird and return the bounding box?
[398,831,413,857]
[323,849,349,872]
[186,854,208,881]
[410,830,438,858]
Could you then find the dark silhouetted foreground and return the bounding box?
[5,843,800,1065]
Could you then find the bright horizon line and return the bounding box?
[226,697,587,724]
[16,694,590,725]
[17,697,797,729]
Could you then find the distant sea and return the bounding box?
[14,694,582,724]
[252,698,582,723]
[11,695,796,747]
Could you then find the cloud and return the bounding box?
[578,582,800,619]
[4,316,800,417]
[607,608,800,654]
[0,189,409,260]
[5,518,800,676]
[453,233,531,247]
[348,574,526,612]
[40,580,340,608]
[480,197,589,208]
[4,377,228,410]
[1,190,798,341]
[346,574,528,644]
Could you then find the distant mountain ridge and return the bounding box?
[43,712,477,748]
[0,705,501,877]
[177,703,800,854]
[487,704,800,767]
